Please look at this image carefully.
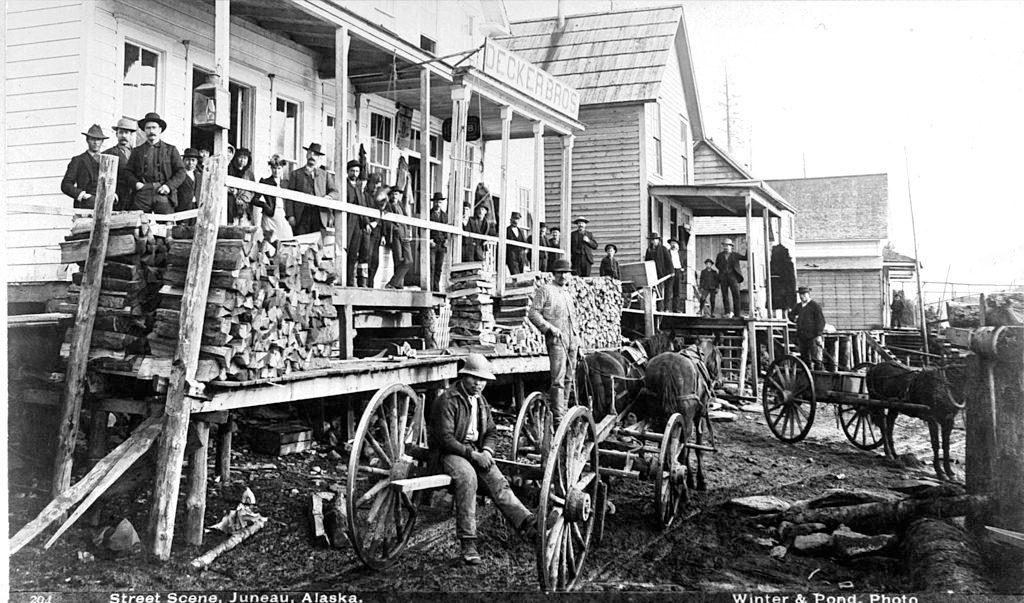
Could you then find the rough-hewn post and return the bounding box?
[418,67,431,289]
[496,106,512,294]
[185,421,210,545]
[52,154,117,498]
[447,85,470,269]
[335,25,349,287]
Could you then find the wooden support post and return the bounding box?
[831,337,840,371]
[744,192,754,317]
[642,287,655,337]
[339,304,354,360]
[843,335,854,370]
[185,421,210,545]
[496,106,512,294]
[531,121,544,269]
[149,155,226,560]
[216,418,233,483]
[763,210,774,318]
[965,354,994,537]
[52,154,117,498]
[745,321,757,395]
[88,410,109,462]
[418,67,431,290]
[994,327,1024,532]
[448,85,470,269]
[335,26,349,286]
[214,0,230,223]
[560,133,573,260]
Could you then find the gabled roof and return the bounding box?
[693,138,755,182]
[497,4,703,138]
[883,246,917,264]
[767,174,889,242]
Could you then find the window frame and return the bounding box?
[369,111,394,184]
[651,101,663,176]
[272,96,302,164]
[122,40,163,126]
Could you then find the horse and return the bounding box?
[865,361,965,481]
[637,338,724,491]
[575,332,677,421]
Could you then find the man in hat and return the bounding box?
[715,238,747,318]
[61,125,108,209]
[363,185,389,287]
[429,354,536,565]
[343,159,368,286]
[667,238,686,312]
[103,118,138,210]
[644,233,673,311]
[463,203,493,262]
[285,143,339,235]
[505,211,529,275]
[125,112,186,214]
[528,259,579,424]
[534,223,550,273]
[600,243,620,279]
[177,148,202,212]
[429,193,448,291]
[384,186,413,289]
[570,217,598,277]
[791,286,826,370]
[698,258,720,317]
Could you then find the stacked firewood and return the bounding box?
[494,272,545,355]
[57,212,168,360]
[447,261,496,347]
[149,226,339,382]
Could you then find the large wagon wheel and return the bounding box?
[837,362,885,450]
[654,412,688,528]
[513,391,552,463]
[346,383,425,570]
[762,354,817,443]
[537,406,600,592]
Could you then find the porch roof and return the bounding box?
[648,180,796,218]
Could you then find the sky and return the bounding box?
[503,0,1024,302]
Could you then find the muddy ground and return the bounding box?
[8,398,1018,595]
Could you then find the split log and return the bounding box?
[769,495,988,533]
[189,515,268,569]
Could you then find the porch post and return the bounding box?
[496,106,513,294]
[560,134,574,260]
[214,0,230,224]
[763,206,774,318]
[745,192,755,316]
[418,68,431,289]
[448,84,471,269]
[532,121,545,269]
[335,26,349,286]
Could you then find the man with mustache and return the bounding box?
[284,142,339,235]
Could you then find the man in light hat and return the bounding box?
[343,158,368,286]
[570,217,598,276]
[61,124,109,209]
[715,238,747,318]
[285,142,339,235]
[529,258,579,424]
[429,193,448,291]
[644,232,673,311]
[791,286,826,370]
[505,211,529,275]
[429,354,536,565]
[125,112,186,214]
[103,118,138,210]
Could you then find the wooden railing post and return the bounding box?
[52,154,117,498]
[149,155,226,560]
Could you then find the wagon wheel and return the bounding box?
[537,406,600,592]
[513,391,552,464]
[762,354,817,443]
[654,412,688,528]
[346,383,424,570]
[837,362,885,450]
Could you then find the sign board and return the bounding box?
[481,39,580,121]
[442,116,481,143]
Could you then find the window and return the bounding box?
[462,144,476,207]
[679,116,691,184]
[123,42,160,122]
[429,134,441,160]
[518,186,532,227]
[651,101,663,176]
[369,112,393,183]
[324,115,337,171]
[420,35,437,55]
[272,98,300,162]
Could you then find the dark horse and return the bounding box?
[575,332,677,421]
[866,361,965,481]
[638,338,724,490]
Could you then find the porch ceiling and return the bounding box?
[649,183,796,218]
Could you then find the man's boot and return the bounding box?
[461,538,482,565]
[519,514,538,544]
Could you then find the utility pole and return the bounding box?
[904,147,930,358]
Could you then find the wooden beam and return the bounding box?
[332,287,442,308]
[532,121,545,268]
[149,155,226,560]
[52,154,117,498]
[214,0,230,223]
[560,134,574,260]
[744,192,754,317]
[418,67,431,290]
[335,26,349,288]
[496,106,512,295]
[763,212,774,317]
[447,84,470,269]
[185,421,210,545]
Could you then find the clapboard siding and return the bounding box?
[799,270,884,330]
[544,105,644,263]
[693,142,747,183]
[647,40,689,185]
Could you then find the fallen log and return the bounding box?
[904,518,992,593]
[767,495,988,533]
[190,515,268,569]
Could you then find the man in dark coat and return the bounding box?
[343,159,368,286]
[698,258,720,317]
[429,193,448,291]
[463,204,492,262]
[102,117,137,209]
[384,187,413,289]
[535,223,550,273]
[644,232,673,311]
[362,184,387,287]
[505,211,528,275]
[125,112,186,214]
[715,238,747,318]
[570,217,598,276]
[177,148,202,212]
[770,243,797,317]
[599,243,620,279]
[61,124,108,209]
[285,142,339,235]
[791,286,826,370]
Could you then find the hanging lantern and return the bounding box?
[192,74,230,130]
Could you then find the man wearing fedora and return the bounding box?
[343,159,368,286]
[599,243,620,279]
[61,125,109,209]
[792,286,826,370]
[570,217,598,277]
[715,238,747,318]
[463,203,493,262]
[103,118,138,210]
[698,258,720,317]
[429,193,448,291]
[383,186,413,289]
[177,148,203,212]
[285,142,339,235]
[529,259,579,425]
[505,211,529,275]
[125,112,186,214]
[644,232,673,311]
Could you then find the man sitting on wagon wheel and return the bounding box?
[429,354,537,565]
[792,286,826,370]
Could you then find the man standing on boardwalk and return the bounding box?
[103,118,137,209]
[528,259,579,425]
[698,258,720,317]
[61,124,108,209]
[125,112,186,214]
[343,159,368,286]
[285,142,339,235]
[429,193,448,291]
[570,217,598,276]
[644,233,673,311]
[715,238,747,318]
[505,211,529,275]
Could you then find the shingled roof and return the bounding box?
[766,174,889,241]
[497,4,703,137]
